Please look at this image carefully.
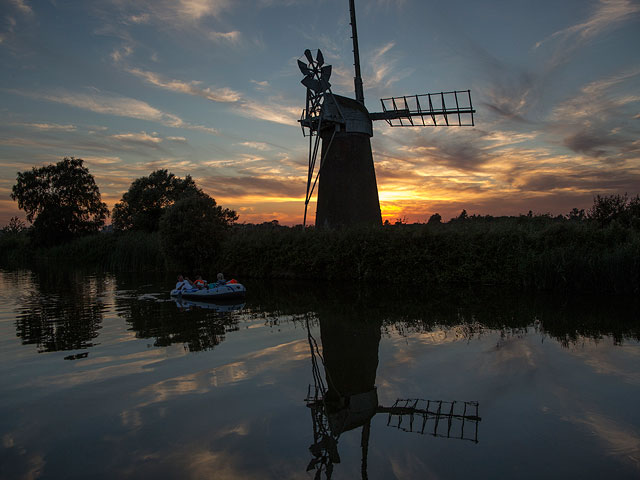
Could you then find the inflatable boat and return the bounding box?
[170,282,246,301]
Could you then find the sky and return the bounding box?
[1,0,639,226]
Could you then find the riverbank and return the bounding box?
[2,215,639,294]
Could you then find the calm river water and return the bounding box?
[0,269,639,479]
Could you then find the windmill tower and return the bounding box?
[299,0,476,227]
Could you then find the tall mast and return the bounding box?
[349,0,365,105]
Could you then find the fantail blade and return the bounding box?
[298,59,311,76]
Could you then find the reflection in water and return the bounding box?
[114,278,241,352]
[14,270,109,352]
[2,270,640,479]
[304,305,482,479]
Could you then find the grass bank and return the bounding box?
[220,218,640,294]
[3,215,637,294]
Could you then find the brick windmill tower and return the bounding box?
[299,0,476,227]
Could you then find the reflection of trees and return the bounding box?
[245,280,640,346]
[14,270,109,353]
[114,277,240,352]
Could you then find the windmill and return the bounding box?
[299,0,476,227]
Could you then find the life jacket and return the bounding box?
[194,279,206,287]
[228,279,238,284]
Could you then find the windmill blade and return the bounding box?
[319,78,331,91]
[316,49,324,67]
[320,65,332,82]
[304,49,314,64]
[302,76,322,93]
[298,59,312,76]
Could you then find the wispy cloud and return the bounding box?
[9,88,219,134]
[208,30,242,44]
[250,80,270,91]
[237,141,270,151]
[110,45,133,63]
[8,0,32,15]
[16,122,77,131]
[125,67,241,103]
[550,68,640,160]
[113,0,232,24]
[365,41,414,92]
[111,131,163,145]
[535,0,640,67]
[233,100,300,126]
[118,62,299,126]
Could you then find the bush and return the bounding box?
[159,194,236,271]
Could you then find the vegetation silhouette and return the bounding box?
[3,178,640,293]
[10,157,108,246]
[159,193,238,271]
[112,169,235,233]
[13,270,108,353]
[113,273,240,352]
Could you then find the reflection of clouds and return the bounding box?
[566,411,640,469]
[566,340,640,386]
[133,339,308,408]
[389,452,435,480]
[27,348,176,388]
[484,336,537,371]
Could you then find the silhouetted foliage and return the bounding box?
[567,208,586,221]
[2,216,26,234]
[588,193,640,228]
[159,193,237,270]
[112,169,203,232]
[10,157,108,245]
[427,213,442,225]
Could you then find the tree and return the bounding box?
[10,157,108,245]
[427,213,442,225]
[588,193,640,227]
[159,193,238,270]
[112,170,204,232]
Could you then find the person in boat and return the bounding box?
[215,273,226,285]
[175,275,193,291]
[193,275,207,289]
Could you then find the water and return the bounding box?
[1,269,639,479]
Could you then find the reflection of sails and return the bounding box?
[305,317,481,479]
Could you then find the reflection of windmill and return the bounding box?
[304,320,481,479]
[299,0,476,228]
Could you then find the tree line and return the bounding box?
[7,157,237,269]
[3,157,640,293]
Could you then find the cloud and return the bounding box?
[9,88,219,134]
[198,174,303,200]
[114,0,232,24]
[208,30,242,44]
[110,45,133,63]
[8,0,32,15]
[13,88,183,124]
[111,131,164,145]
[237,141,270,151]
[81,156,122,165]
[365,42,414,92]
[232,100,300,126]
[17,123,77,131]
[124,67,241,103]
[250,80,270,90]
[550,68,640,160]
[119,64,298,126]
[535,0,640,67]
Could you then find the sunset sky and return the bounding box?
[1,0,639,225]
